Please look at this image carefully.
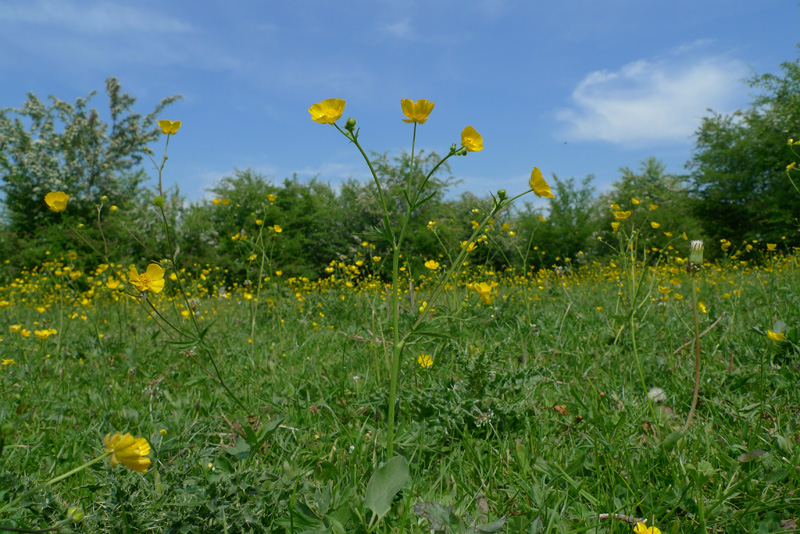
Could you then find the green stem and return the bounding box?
[684,275,702,431]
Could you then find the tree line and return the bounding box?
[2,50,799,282]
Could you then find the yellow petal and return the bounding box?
[529,167,554,198]
[308,99,346,124]
[461,126,483,152]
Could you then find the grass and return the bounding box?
[1,251,799,533]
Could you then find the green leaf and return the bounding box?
[364,455,409,520]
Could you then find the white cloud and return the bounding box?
[0,0,192,33]
[556,54,748,146]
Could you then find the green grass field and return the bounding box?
[1,247,798,533]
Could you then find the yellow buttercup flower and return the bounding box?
[631,197,640,205]
[767,243,777,251]
[633,522,661,534]
[2,359,16,365]
[45,192,70,212]
[650,222,661,229]
[529,167,554,198]
[698,301,707,314]
[474,282,494,305]
[158,120,182,135]
[129,264,166,294]
[417,353,433,368]
[401,99,435,124]
[424,260,440,270]
[34,329,53,340]
[611,222,620,232]
[649,203,658,210]
[309,99,346,124]
[104,433,151,472]
[614,211,632,221]
[767,330,785,342]
[461,126,483,152]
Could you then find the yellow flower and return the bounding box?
[767,330,785,342]
[610,204,621,211]
[128,264,166,294]
[529,167,555,198]
[417,353,433,368]
[308,99,346,124]
[212,198,221,206]
[158,120,182,135]
[788,162,797,171]
[104,433,151,472]
[34,329,53,340]
[539,215,547,222]
[474,282,494,305]
[427,221,436,230]
[267,194,277,202]
[45,191,70,212]
[424,260,440,270]
[611,222,620,232]
[631,197,640,205]
[106,279,120,289]
[401,99,435,124]
[372,256,381,262]
[633,522,661,534]
[767,243,777,251]
[650,203,658,211]
[272,225,283,233]
[9,324,22,334]
[614,211,631,221]
[698,301,707,314]
[20,329,31,338]
[2,359,16,365]
[460,240,477,252]
[159,429,167,436]
[461,126,483,152]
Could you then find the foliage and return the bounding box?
[688,53,800,245]
[0,78,179,267]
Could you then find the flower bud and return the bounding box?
[67,506,84,522]
[344,117,357,132]
[689,240,704,265]
[497,189,507,201]
[101,195,108,203]
[153,196,165,207]
[110,205,118,213]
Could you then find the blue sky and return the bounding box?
[1,0,797,207]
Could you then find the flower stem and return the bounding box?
[684,276,702,431]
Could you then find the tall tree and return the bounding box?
[688,52,800,245]
[0,78,179,237]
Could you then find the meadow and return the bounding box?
[1,104,800,534]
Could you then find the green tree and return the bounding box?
[688,52,800,246]
[0,77,179,264]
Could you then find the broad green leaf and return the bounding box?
[364,455,409,520]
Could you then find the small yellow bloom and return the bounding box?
[501,223,511,232]
[461,126,483,152]
[372,256,381,262]
[614,211,631,221]
[255,219,263,226]
[417,353,434,368]
[308,98,346,124]
[267,194,277,202]
[424,260,440,270]
[20,329,31,338]
[650,222,660,229]
[767,243,777,251]
[106,279,120,289]
[45,191,70,212]
[401,99,435,124]
[649,203,658,211]
[159,429,167,436]
[474,282,494,305]
[460,240,477,252]
[34,329,53,340]
[243,292,253,300]
[698,301,707,314]
[787,162,797,171]
[631,197,640,205]
[610,204,621,211]
[104,433,151,472]
[129,264,166,294]
[158,120,182,135]
[2,359,16,365]
[633,522,661,534]
[9,324,22,334]
[611,222,620,232]
[272,225,282,233]
[426,221,436,230]
[212,198,221,206]
[767,330,785,342]
[529,167,554,198]
[539,215,547,222]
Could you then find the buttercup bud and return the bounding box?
[67,506,84,522]
[153,196,165,207]
[497,189,507,201]
[344,117,357,132]
[101,195,108,203]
